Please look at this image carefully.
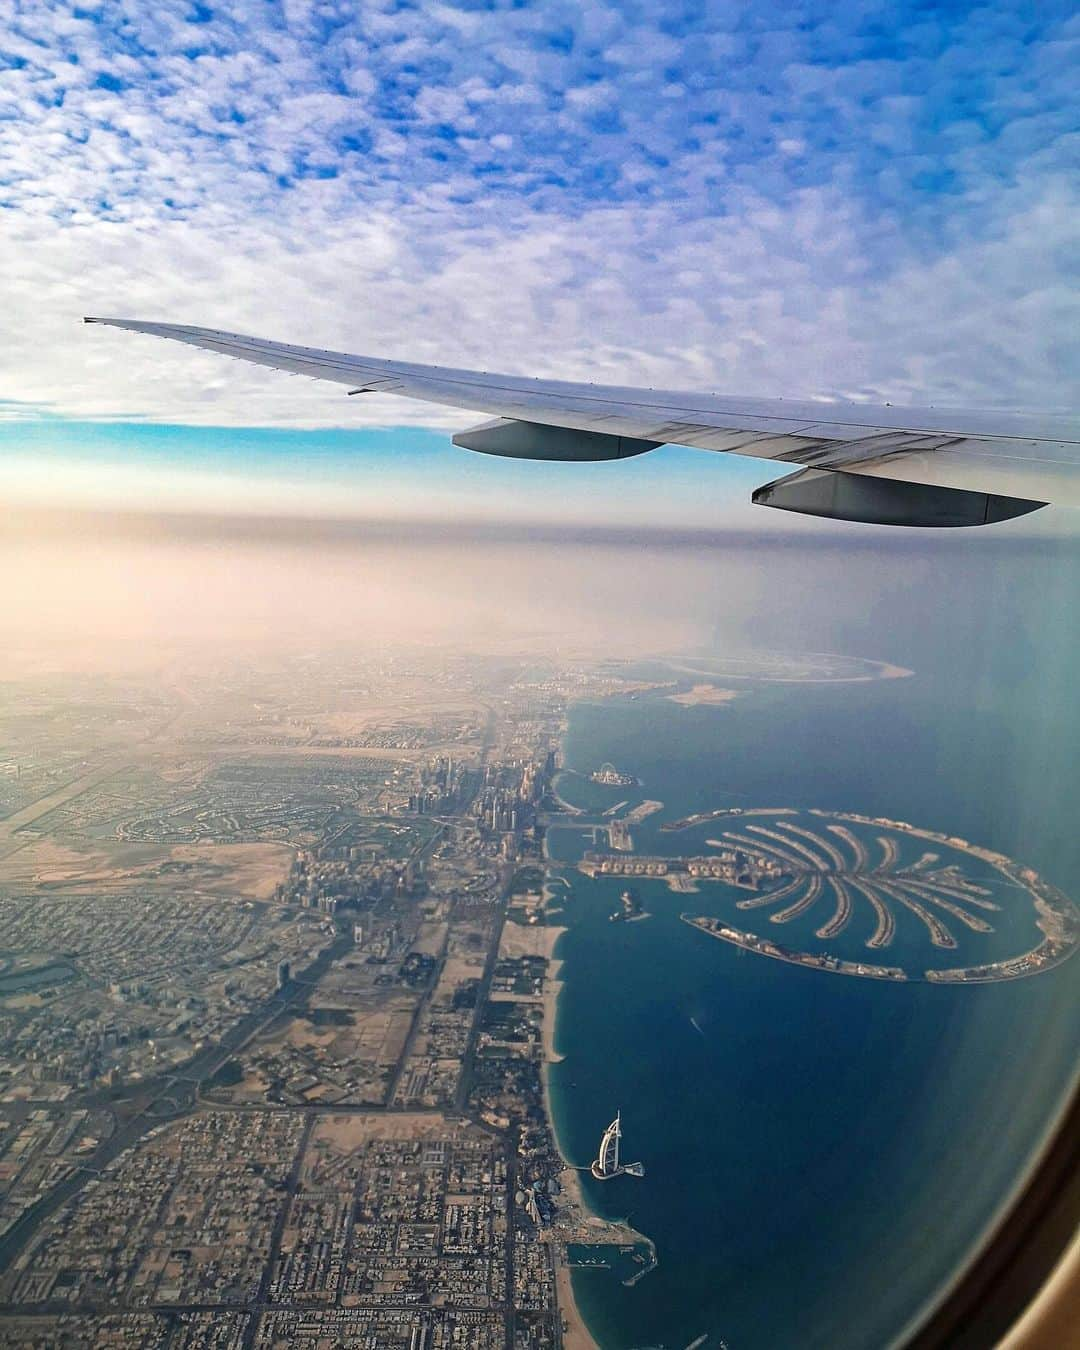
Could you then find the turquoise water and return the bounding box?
[546,635,1080,1349]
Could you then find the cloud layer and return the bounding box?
[1,2,1077,427]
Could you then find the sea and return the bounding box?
[544,536,1080,1350]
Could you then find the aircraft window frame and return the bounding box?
[904,1081,1080,1348]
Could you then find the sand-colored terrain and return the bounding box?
[0,838,294,900]
[307,1111,470,1160]
[410,921,449,957]
[499,919,564,961]
[667,683,739,706]
[439,954,485,991]
[556,1262,599,1349]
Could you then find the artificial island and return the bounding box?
[590,1112,644,1181]
[578,808,1078,983]
[587,764,637,788]
[1,643,1074,1348]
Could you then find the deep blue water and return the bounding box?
[546,630,1080,1350]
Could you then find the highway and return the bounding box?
[0,928,352,1274]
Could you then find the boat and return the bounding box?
[590,1110,645,1180]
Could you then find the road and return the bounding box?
[241,1113,315,1350]
[0,699,563,1348]
[0,684,200,859]
[0,928,352,1273]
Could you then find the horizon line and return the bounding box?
[2,502,1073,552]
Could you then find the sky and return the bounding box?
[1,1,1078,525]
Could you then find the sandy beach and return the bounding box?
[542,946,602,1350]
[541,954,564,1063]
[499,916,565,963]
[556,1261,600,1350]
[536,877,658,1350]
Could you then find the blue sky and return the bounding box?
[0,416,774,525]
[1,1,1077,524]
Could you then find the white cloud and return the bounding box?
[0,2,1075,429]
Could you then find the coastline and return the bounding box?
[541,944,599,1349]
[530,653,1076,1349]
[556,1261,599,1350]
[539,878,655,1349]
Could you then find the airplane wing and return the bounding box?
[84,317,1080,526]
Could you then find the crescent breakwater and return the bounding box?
[683,916,908,981]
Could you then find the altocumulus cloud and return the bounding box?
[0,0,1077,427]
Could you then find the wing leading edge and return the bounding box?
[84,317,1080,525]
